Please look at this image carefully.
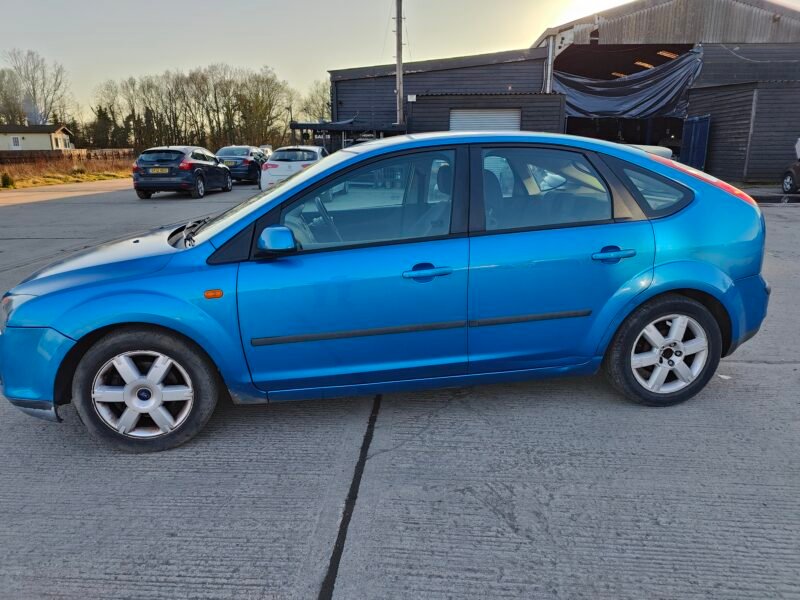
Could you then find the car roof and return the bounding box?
[342,131,649,161]
[142,146,194,153]
[275,145,324,152]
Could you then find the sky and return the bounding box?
[2,0,641,109]
[4,0,800,112]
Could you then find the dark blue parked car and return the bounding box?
[133,146,232,199]
[216,145,267,185]
[1,132,769,452]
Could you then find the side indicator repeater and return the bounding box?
[204,289,224,300]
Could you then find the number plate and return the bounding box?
[224,160,236,166]
[149,167,169,174]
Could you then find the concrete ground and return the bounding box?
[0,181,798,599]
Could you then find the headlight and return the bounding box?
[0,294,36,334]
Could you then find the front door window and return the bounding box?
[279,149,456,251]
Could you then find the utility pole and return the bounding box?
[395,0,404,126]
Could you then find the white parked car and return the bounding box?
[260,145,328,190]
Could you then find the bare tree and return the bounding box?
[0,68,26,125]
[4,49,69,124]
[300,79,332,123]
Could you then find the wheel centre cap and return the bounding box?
[137,388,153,401]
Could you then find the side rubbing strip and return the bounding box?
[469,310,592,328]
[251,320,467,347]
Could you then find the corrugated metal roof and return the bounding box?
[330,48,547,82]
[533,0,800,47]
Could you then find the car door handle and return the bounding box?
[402,265,454,280]
[592,247,637,263]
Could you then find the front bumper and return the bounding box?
[0,326,75,422]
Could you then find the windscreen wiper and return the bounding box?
[183,217,211,247]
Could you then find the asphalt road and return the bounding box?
[0,181,798,599]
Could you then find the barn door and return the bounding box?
[680,115,711,171]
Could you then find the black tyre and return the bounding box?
[136,190,152,199]
[222,172,233,192]
[191,175,205,199]
[604,294,722,407]
[72,327,219,452]
[782,172,798,194]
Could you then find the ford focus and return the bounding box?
[0,132,769,452]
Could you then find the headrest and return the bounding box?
[437,165,453,195]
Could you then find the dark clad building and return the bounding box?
[317,0,800,182]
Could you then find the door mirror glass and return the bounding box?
[257,225,296,255]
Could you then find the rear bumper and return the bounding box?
[0,326,75,422]
[227,166,258,179]
[261,173,291,188]
[133,175,193,191]
[726,274,770,356]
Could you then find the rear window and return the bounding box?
[272,149,318,162]
[217,147,249,156]
[139,150,183,163]
[622,166,691,213]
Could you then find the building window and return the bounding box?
[54,137,60,149]
[11,136,21,149]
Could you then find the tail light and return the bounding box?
[650,155,758,208]
[301,162,313,169]
[263,163,279,170]
[243,158,252,165]
[132,163,140,173]
[178,159,193,171]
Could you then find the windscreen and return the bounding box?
[217,147,249,156]
[272,149,317,162]
[139,150,184,163]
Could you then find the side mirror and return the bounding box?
[257,225,296,255]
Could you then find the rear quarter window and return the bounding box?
[607,157,693,217]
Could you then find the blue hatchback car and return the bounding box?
[0,133,769,452]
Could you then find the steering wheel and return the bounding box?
[314,195,343,242]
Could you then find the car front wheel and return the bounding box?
[783,172,797,194]
[604,294,722,407]
[223,172,233,192]
[72,327,219,452]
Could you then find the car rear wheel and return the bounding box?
[604,294,722,407]
[136,190,152,199]
[223,172,233,192]
[783,172,797,194]
[191,176,205,199]
[72,328,219,452]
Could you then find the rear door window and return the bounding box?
[480,147,612,231]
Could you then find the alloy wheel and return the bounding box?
[197,178,205,196]
[630,314,709,394]
[784,174,795,193]
[91,351,194,438]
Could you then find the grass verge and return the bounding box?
[0,158,131,190]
